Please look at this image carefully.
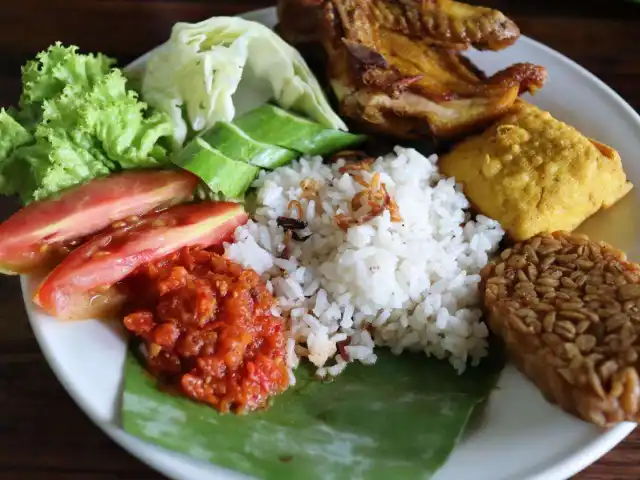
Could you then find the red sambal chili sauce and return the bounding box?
[121,246,290,414]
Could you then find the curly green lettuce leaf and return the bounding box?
[138,16,346,147]
[0,109,34,195]
[6,136,111,203]
[12,70,172,202]
[0,109,32,160]
[20,42,115,111]
[41,70,173,169]
[3,43,174,204]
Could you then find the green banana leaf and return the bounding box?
[122,346,503,479]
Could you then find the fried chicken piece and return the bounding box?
[278,0,519,51]
[360,0,521,51]
[277,0,547,140]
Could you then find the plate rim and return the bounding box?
[22,6,638,480]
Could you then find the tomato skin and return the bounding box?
[33,202,248,320]
[0,169,199,274]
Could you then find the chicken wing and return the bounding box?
[278,0,519,51]
[353,0,521,51]
[277,0,547,140]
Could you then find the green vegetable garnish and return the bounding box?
[173,137,259,199]
[0,109,32,165]
[6,137,112,204]
[177,103,369,199]
[235,104,366,156]
[138,16,347,148]
[200,122,297,170]
[20,42,115,118]
[0,109,34,195]
[123,348,503,480]
[1,43,174,204]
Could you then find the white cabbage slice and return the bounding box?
[139,16,346,147]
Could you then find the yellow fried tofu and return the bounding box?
[439,101,633,241]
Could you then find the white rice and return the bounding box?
[224,146,504,381]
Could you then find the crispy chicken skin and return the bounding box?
[363,0,521,51]
[277,0,547,140]
[277,0,519,51]
[439,101,633,241]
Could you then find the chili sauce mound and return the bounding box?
[122,247,289,414]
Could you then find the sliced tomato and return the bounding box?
[0,169,199,274]
[33,202,248,320]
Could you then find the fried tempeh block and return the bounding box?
[481,232,640,427]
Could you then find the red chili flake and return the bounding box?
[121,247,289,414]
[337,338,351,362]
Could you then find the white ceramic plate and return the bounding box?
[22,7,640,480]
